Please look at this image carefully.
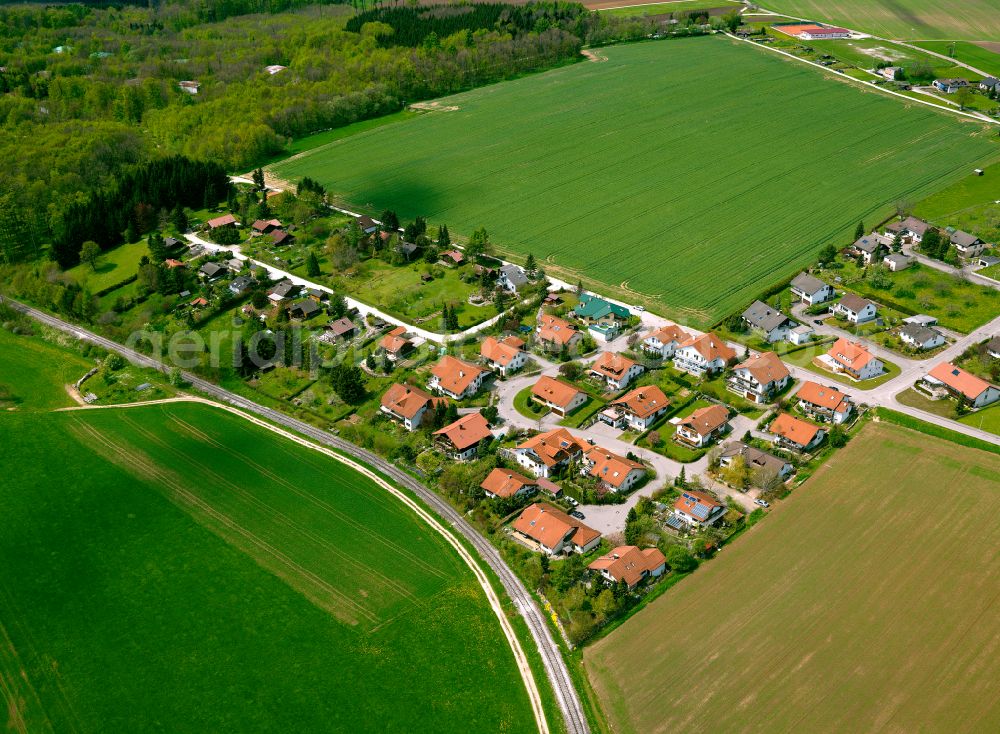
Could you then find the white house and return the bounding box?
[925,363,1000,408]
[884,216,930,244]
[788,324,814,345]
[883,253,912,271]
[480,335,527,377]
[588,352,644,391]
[513,428,585,478]
[673,333,736,377]
[768,413,825,452]
[790,272,835,305]
[950,230,985,258]
[531,376,588,416]
[832,294,878,324]
[727,351,791,404]
[853,235,882,265]
[899,324,945,351]
[580,447,646,492]
[795,381,853,424]
[672,490,725,527]
[498,264,529,293]
[511,503,601,555]
[604,385,670,431]
[641,324,690,359]
[428,356,487,400]
[741,300,792,343]
[379,383,436,431]
[826,338,884,380]
[675,404,729,448]
[987,336,1000,360]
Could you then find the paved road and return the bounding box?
[6,297,590,734]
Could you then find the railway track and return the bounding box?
[7,297,591,734]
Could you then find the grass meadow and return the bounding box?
[271,38,998,326]
[757,0,1000,40]
[65,240,150,293]
[912,41,1000,77]
[585,421,1000,733]
[0,378,535,731]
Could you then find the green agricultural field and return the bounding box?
[914,160,1000,243]
[271,38,998,327]
[0,399,536,732]
[0,328,93,410]
[586,421,1000,734]
[912,41,1000,77]
[758,0,1000,41]
[598,0,740,17]
[65,240,150,293]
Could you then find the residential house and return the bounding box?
[290,299,321,320]
[574,294,630,341]
[950,230,985,258]
[440,249,466,266]
[826,338,884,380]
[498,264,529,292]
[198,261,226,280]
[884,216,930,243]
[536,314,582,350]
[768,413,825,451]
[225,257,245,273]
[832,294,878,324]
[980,77,1000,93]
[741,300,793,343]
[719,441,794,482]
[728,351,791,404]
[268,280,299,303]
[603,385,670,431]
[271,230,295,247]
[581,446,646,492]
[511,503,601,555]
[795,381,853,423]
[673,333,736,377]
[588,352,644,391]
[933,78,968,93]
[672,489,725,527]
[788,324,814,345]
[433,412,493,461]
[428,356,487,400]
[531,376,587,416]
[883,253,912,271]
[987,336,1000,360]
[480,469,538,500]
[306,289,329,303]
[252,218,282,235]
[164,237,184,251]
[641,324,691,359]
[206,213,238,229]
[480,335,527,377]
[853,235,883,264]
[978,256,1000,268]
[790,272,836,305]
[588,546,666,589]
[899,323,945,351]
[264,64,287,75]
[326,317,356,341]
[380,383,436,430]
[355,215,378,235]
[178,80,200,94]
[880,66,903,81]
[675,404,730,447]
[903,314,938,327]
[925,363,1000,408]
[380,326,413,361]
[397,242,418,260]
[512,428,585,478]
[229,275,254,295]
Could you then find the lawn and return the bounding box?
[65,240,150,293]
[270,37,998,328]
[0,328,94,410]
[911,41,1000,77]
[0,402,537,733]
[959,403,1000,436]
[914,160,1000,244]
[757,0,1000,41]
[586,421,1000,734]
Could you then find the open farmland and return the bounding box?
[585,421,1000,733]
[0,397,536,732]
[271,38,998,326]
[757,0,1000,40]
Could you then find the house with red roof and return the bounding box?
[206,213,238,229]
[511,503,601,555]
[480,335,527,377]
[676,404,730,447]
[672,489,725,527]
[513,428,585,478]
[433,411,494,460]
[673,333,736,377]
[588,351,644,391]
[589,546,666,589]
[825,338,884,381]
[641,324,691,359]
[924,363,1000,408]
[380,383,438,431]
[602,385,670,431]
[379,326,413,362]
[480,469,539,500]
[428,356,487,400]
[795,381,853,423]
[580,446,646,492]
[768,413,825,451]
[728,351,790,404]
[531,376,587,417]
[536,314,582,350]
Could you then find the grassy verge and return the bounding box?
[875,407,1000,456]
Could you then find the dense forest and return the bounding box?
[0,0,716,265]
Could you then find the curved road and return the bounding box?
[7,297,590,734]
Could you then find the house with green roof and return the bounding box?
[573,293,630,341]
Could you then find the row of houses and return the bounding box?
[883,216,990,259]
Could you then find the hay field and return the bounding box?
[585,421,1000,734]
[272,38,997,326]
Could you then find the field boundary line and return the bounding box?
[725,33,1000,126]
[59,396,551,734]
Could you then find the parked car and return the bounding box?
[813,319,825,326]
[570,510,586,520]
[755,499,770,508]
[634,305,645,312]
[566,497,579,507]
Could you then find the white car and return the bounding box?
[634,305,645,312]
[754,499,770,508]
